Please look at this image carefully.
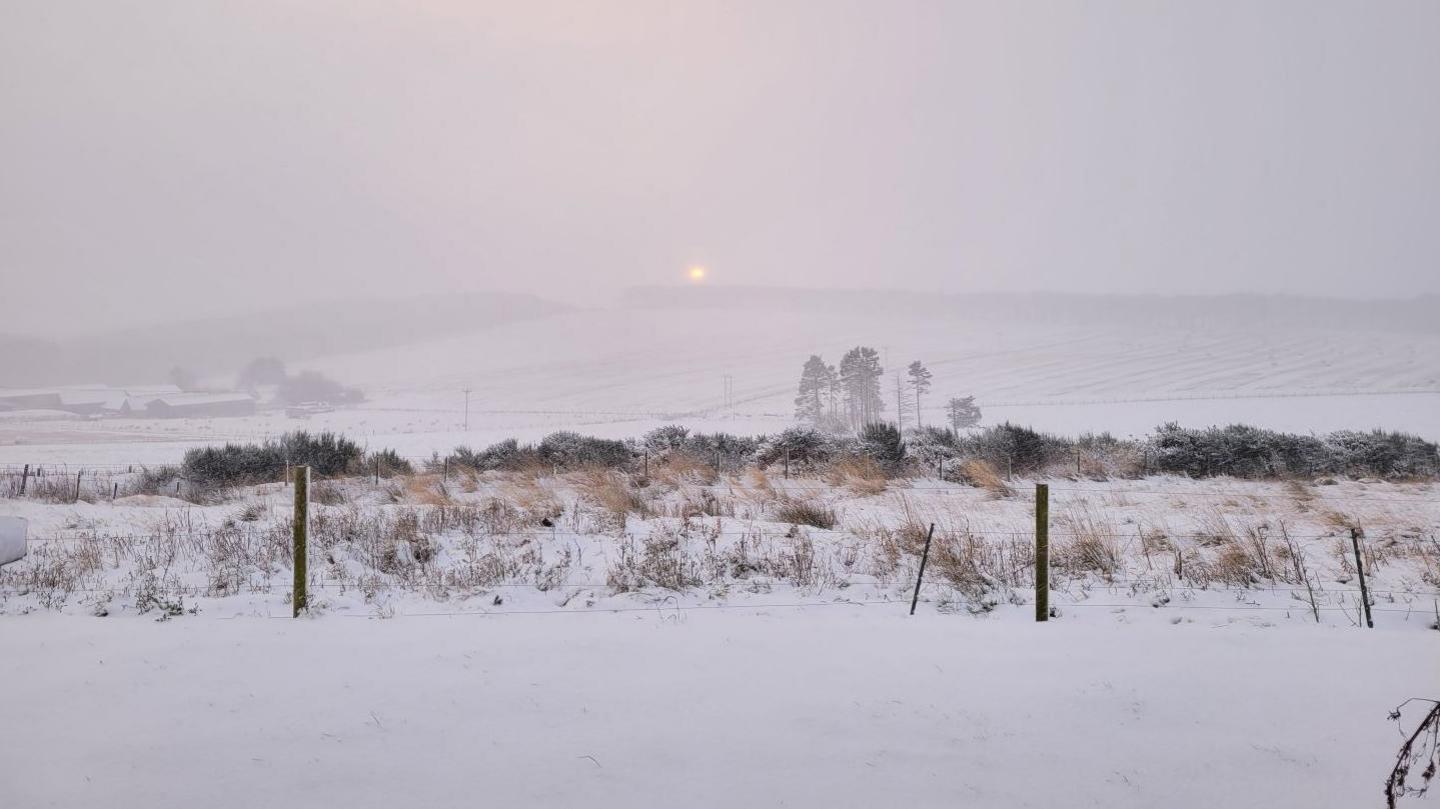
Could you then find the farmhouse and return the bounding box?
[144,393,257,419]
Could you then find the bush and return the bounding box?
[642,425,691,453]
[537,431,633,470]
[956,423,1062,475]
[757,427,838,470]
[905,426,960,472]
[858,422,906,472]
[683,432,762,466]
[182,431,368,488]
[365,448,414,477]
[1147,424,1439,479]
[447,439,539,472]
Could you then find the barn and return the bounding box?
[0,389,64,411]
[144,393,257,419]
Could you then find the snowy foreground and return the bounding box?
[3,473,1438,807]
[2,608,1435,809]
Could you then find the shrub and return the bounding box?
[365,448,414,477]
[858,422,906,472]
[447,438,539,472]
[182,431,367,488]
[757,427,838,470]
[905,426,960,472]
[957,423,1062,475]
[537,431,632,470]
[683,432,763,466]
[1147,424,1439,479]
[642,425,691,453]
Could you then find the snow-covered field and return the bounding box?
[3,608,1436,809]
[2,308,1438,468]
[3,309,1439,807]
[3,470,1436,626]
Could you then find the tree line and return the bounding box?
[794,347,980,434]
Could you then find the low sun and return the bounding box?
[687,266,707,283]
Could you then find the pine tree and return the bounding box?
[838,346,884,431]
[824,362,840,425]
[906,361,932,428]
[894,373,912,431]
[793,355,831,426]
[947,395,982,430]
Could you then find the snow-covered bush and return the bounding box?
[904,426,960,473]
[182,431,366,488]
[446,438,538,472]
[537,431,633,470]
[1147,424,1438,479]
[858,422,906,472]
[953,423,1063,475]
[642,425,691,453]
[756,427,838,470]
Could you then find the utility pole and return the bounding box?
[462,387,472,432]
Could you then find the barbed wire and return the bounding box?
[4,470,1437,505]
[21,525,1434,544]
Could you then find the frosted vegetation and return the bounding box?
[3,424,1437,623]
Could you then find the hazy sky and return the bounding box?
[3,1,1437,331]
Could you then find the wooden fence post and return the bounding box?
[909,524,936,616]
[19,464,28,496]
[293,466,310,617]
[1035,483,1050,622]
[74,470,83,502]
[1351,527,1373,629]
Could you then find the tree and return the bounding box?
[237,356,287,391]
[894,373,913,431]
[794,355,832,426]
[279,371,360,405]
[947,396,982,430]
[838,346,884,431]
[907,361,933,427]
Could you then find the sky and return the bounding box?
[2,1,1437,332]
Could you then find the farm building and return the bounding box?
[0,389,64,411]
[144,393,257,419]
[57,390,126,416]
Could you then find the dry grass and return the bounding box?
[403,474,454,506]
[654,454,719,487]
[773,496,837,530]
[577,470,650,518]
[958,459,1012,498]
[826,458,888,496]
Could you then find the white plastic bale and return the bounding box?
[0,516,27,566]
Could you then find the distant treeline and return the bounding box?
[176,422,1438,491]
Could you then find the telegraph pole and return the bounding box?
[462,387,472,432]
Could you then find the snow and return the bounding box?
[2,307,1439,467]
[1,609,1433,808]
